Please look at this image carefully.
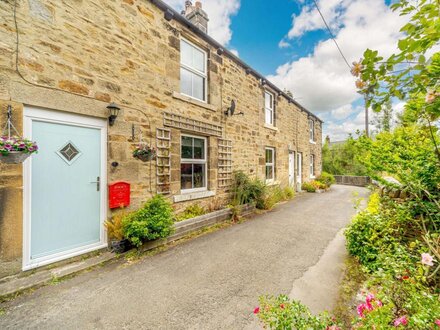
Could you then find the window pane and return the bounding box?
[193,138,205,159]
[265,93,271,109]
[181,40,192,67]
[192,73,205,101]
[181,136,193,159]
[193,164,205,188]
[265,108,272,125]
[265,148,273,163]
[181,67,192,97]
[193,47,205,72]
[266,165,273,180]
[181,164,193,190]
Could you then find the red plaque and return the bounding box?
[109,182,130,209]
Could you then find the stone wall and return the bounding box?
[0,0,322,261]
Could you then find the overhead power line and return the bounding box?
[311,0,352,70]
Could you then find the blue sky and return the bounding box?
[166,0,407,141]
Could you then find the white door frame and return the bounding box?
[288,151,295,187]
[296,152,302,191]
[23,106,108,271]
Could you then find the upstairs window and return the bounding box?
[181,135,207,192]
[309,119,315,142]
[310,154,315,178]
[265,147,275,182]
[180,39,207,102]
[265,92,274,125]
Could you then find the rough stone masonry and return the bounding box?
[0,0,322,267]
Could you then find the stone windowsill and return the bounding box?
[172,91,217,112]
[264,123,279,132]
[173,190,216,203]
[309,140,317,145]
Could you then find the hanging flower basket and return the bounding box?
[0,136,38,164]
[133,144,156,162]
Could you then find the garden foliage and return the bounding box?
[175,204,206,222]
[122,194,174,247]
[230,171,295,210]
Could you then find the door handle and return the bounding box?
[90,177,100,191]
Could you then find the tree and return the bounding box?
[372,99,394,133]
[352,0,440,161]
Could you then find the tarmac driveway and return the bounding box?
[0,185,369,329]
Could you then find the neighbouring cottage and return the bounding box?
[0,0,322,273]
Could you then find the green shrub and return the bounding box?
[175,204,206,222]
[256,295,339,330]
[122,195,174,247]
[316,172,336,187]
[301,182,316,192]
[230,171,267,208]
[283,186,295,200]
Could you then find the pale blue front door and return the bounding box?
[30,120,102,260]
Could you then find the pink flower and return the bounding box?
[421,253,435,266]
[253,307,260,314]
[435,320,440,327]
[357,303,368,318]
[326,326,341,330]
[394,316,408,327]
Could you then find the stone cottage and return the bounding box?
[0,0,322,272]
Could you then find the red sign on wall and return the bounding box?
[109,182,130,209]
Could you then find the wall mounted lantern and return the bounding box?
[107,103,121,126]
[217,48,224,56]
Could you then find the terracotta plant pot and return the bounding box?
[0,151,31,164]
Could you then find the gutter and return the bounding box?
[148,0,323,124]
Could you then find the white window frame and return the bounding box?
[310,154,315,178]
[265,91,274,126]
[181,134,208,193]
[265,147,275,183]
[309,119,315,143]
[180,38,208,103]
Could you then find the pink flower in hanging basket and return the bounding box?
[0,136,38,156]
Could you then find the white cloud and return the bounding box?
[230,49,239,57]
[324,109,368,141]
[164,0,240,45]
[278,39,291,49]
[331,104,359,120]
[268,0,408,114]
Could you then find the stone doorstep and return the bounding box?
[0,205,256,299]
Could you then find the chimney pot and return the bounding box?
[195,1,202,8]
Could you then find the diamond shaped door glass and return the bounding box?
[56,141,82,165]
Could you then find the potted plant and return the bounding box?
[133,143,156,162]
[105,211,130,253]
[0,136,38,164]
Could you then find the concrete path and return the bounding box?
[0,185,368,330]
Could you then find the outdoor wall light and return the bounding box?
[164,9,174,21]
[107,102,121,126]
[245,68,252,75]
[260,78,267,86]
[217,48,224,56]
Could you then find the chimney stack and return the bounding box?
[183,0,209,33]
